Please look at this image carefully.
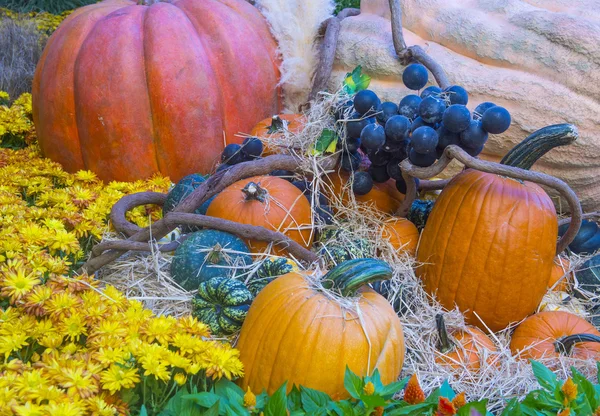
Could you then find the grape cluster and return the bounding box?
[218,137,264,172]
[335,63,512,196]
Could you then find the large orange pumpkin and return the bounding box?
[206,176,313,254]
[236,259,405,400]
[416,129,567,332]
[250,114,306,156]
[510,311,600,361]
[32,0,280,182]
[380,217,419,257]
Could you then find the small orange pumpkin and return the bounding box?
[510,311,600,361]
[548,257,573,292]
[236,259,405,400]
[250,114,306,155]
[434,314,498,371]
[380,217,419,257]
[206,175,313,254]
[324,171,405,215]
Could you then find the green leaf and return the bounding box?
[438,380,456,400]
[384,402,434,415]
[300,385,331,411]
[288,385,303,411]
[214,378,245,403]
[530,360,558,392]
[366,369,384,392]
[344,366,363,400]
[310,129,337,156]
[183,392,222,409]
[457,400,488,415]
[205,401,221,416]
[256,391,269,410]
[380,377,409,399]
[572,366,598,410]
[139,405,148,416]
[343,66,371,94]
[360,393,386,409]
[158,387,199,416]
[265,382,288,416]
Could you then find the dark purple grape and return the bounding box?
[368,148,391,166]
[340,151,361,172]
[376,102,399,125]
[221,143,244,165]
[402,63,428,90]
[410,116,435,133]
[411,126,439,155]
[360,123,386,150]
[241,137,263,159]
[292,180,309,193]
[463,144,485,157]
[216,163,231,172]
[346,113,375,139]
[315,205,334,224]
[368,164,390,183]
[444,85,469,105]
[335,99,354,120]
[271,169,295,181]
[460,120,488,149]
[354,90,381,116]
[395,176,420,194]
[481,106,511,134]
[343,137,361,153]
[473,102,496,120]
[418,96,445,124]
[409,148,437,167]
[420,86,442,100]
[317,193,329,206]
[384,115,411,142]
[386,158,403,181]
[390,139,410,160]
[352,171,374,195]
[398,95,422,120]
[442,105,471,133]
[436,124,461,149]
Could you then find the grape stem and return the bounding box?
[399,142,582,255]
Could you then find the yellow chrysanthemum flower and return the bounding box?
[100,364,140,394]
[1,268,40,302]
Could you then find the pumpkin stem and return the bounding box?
[242,182,268,203]
[435,314,455,353]
[206,243,223,264]
[554,333,600,356]
[500,124,578,170]
[321,258,392,297]
[266,115,287,134]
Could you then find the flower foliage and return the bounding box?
[0,92,35,149]
[0,7,72,36]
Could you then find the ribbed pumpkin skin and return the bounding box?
[510,311,600,361]
[236,272,404,400]
[416,169,558,332]
[32,0,280,182]
[206,176,313,254]
[548,257,573,292]
[380,218,419,257]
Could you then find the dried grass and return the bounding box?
[95,87,600,413]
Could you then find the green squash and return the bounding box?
[574,254,600,299]
[192,277,253,336]
[170,230,252,291]
[317,228,372,269]
[247,257,299,296]
[408,199,434,231]
[163,174,215,232]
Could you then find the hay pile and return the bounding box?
[97,88,600,413]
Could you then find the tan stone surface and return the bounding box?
[331,0,600,211]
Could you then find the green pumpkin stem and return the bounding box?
[500,124,578,170]
[242,182,268,203]
[322,258,392,297]
[266,115,287,134]
[554,333,600,356]
[206,243,223,264]
[435,314,455,353]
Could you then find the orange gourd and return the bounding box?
[206,176,313,254]
[380,217,419,257]
[510,311,600,361]
[434,315,498,371]
[325,171,405,215]
[548,257,573,292]
[32,0,280,182]
[236,259,405,400]
[416,130,570,333]
[250,114,306,155]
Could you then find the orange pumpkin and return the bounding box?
[510,311,600,361]
[236,259,405,400]
[32,0,280,182]
[324,171,405,215]
[434,315,498,371]
[206,176,313,254]
[380,217,419,257]
[416,130,566,333]
[250,114,306,155]
[548,257,573,292]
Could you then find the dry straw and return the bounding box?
[97,87,600,413]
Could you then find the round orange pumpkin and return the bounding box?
[510,311,600,361]
[206,176,313,254]
[548,257,573,292]
[324,171,405,215]
[380,217,419,257]
[434,315,498,372]
[32,0,280,182]
[250,114,306,156]
[236,259,405,400]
